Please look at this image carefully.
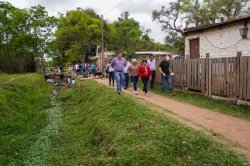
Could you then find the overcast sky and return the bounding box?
[4,0,172,43]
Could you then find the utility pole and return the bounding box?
[101,15,104,71]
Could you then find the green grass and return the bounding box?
[48,80,249,165]
[0,74,16,83]
[24,95,63,166]
[0,73,52,165]
[138,82,250,121]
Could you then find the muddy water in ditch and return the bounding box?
[24,90,62,166]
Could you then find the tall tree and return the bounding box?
[153,0,250,34]
[211,0,250,21]
[55,8,102,63]
[113,16,142,59]
[0,2,56,73]
[152,0,184,36]
[104,23,117,51]
[118,11,130,21]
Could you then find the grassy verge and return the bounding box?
[48,80,249,165]
[138,82,250,121]
[0,74,52,165]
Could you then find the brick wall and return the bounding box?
[185,21,250,58]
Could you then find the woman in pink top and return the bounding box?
[129,59,139,95]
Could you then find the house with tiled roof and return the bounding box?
[184,15,250,58]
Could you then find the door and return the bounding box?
[190,38,200,58]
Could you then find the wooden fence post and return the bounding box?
[206,53,212,97]
[184,59,188,90]
[224,57,229,97]
[206,53,209,96]
[237,52,240,98]
[237,51,243,99]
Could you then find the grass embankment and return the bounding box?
[138,82,250,121]
[48,80,249,165]
[0,74,52,165]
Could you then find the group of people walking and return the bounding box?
[106,51,174,96]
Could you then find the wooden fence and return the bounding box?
[150,54,250,101]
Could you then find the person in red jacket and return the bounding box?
[138,60,152,96]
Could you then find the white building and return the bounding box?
[184,15,250,58]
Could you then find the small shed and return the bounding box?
[184,15,250,58]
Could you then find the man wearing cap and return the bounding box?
[111,51,126,94]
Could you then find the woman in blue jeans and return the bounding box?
[107,60,115,86]
[123,61,131,89]
[129,59,139,95]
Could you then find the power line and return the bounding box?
[102,0,124,15]
[102,0,141,20]
[124,0,142,13]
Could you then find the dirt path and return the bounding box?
[94,78,250,161]
[0,78,15,84]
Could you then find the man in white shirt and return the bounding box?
[123,61,131,89]
[147,55,156,90]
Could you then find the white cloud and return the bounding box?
[116,0,167,15]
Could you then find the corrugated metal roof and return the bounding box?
[135,51,172,55]
[184,14,250,34]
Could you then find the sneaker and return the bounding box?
[135,91,138,95]
[146,93,149,97]
[117,90,121,94]
[169,93,175,96]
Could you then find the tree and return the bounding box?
[152,0,184,36]
[181,0,250,25]
[136,28,167,51]
[211,0,249,21]
[55,8,102,64]
[118,11,130,21]
[153,0,250,33]
[171,36,185,56]
[104,23,117,51]
[84,8,101,19]
[164,31,178,46]
[0,2,56,73]
[113,17,142,59]
[28,5,58,65]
